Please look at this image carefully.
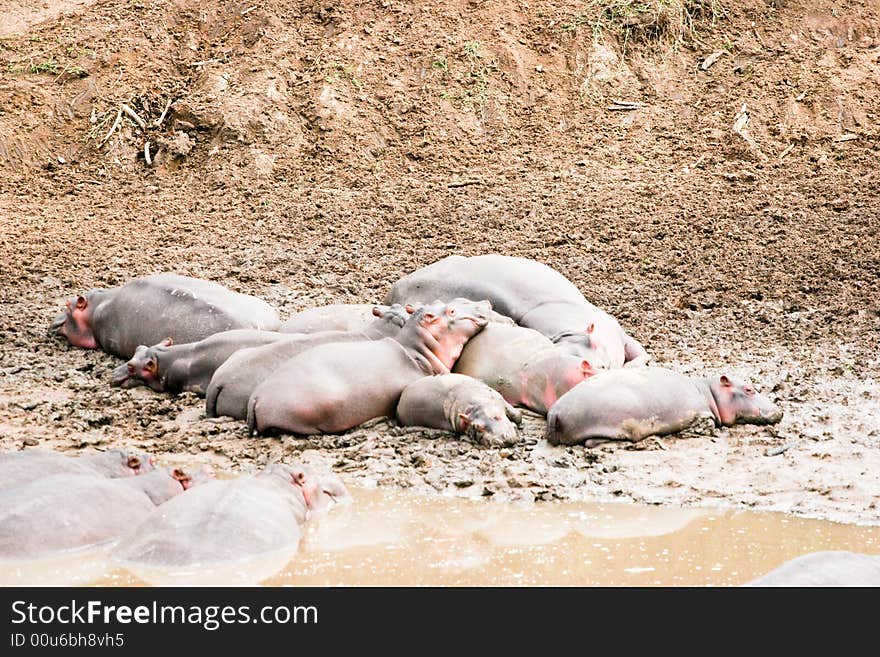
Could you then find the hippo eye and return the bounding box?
[744,387,755,396]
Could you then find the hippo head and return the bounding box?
[708,375,783,426]
[371,303,410,329]
[49,292,99,349]
[459,403,521,447]
[107,449,157,476]
[111,338,173,390]
[551,324,616,370]
[265,463,350,513]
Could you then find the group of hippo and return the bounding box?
[0,448,348,582]
[50,254,783,446]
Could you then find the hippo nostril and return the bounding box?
[128,456,141,470]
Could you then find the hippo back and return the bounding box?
[0,449,152,494]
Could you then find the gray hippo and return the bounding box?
[546,367,783,446]
[0,467,200,560]
[746,551,880,587]
[280,303,391,334]
[0,448,154,493]
[396,373,522,446]
[111,330,290,395]
[110,464,348,584]
[452,323,595,415]
[205,304,410,420]
[50,273,281,359]
[247,299,490,435]
[384,254,648,369]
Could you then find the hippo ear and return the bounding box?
[581,360,595,376]
[457,412,471,431]
[75,295,88,310]
[162,337,173,347]
[719,375,732,387]
[586,323,595,334]
[372,306,383,318]
[404,304,416,314]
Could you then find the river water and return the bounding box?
[20,488,861,586]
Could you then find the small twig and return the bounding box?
[241,5,258,15]
[144,141,152,166]
[834,133,858,143]
[98,106,123,147]
[447,179,483,188]
[189,58,221,67]
[765,441,799,457]
[652,437,667,451]
[154,98,173,127]
[120,103,146,130]
[779,143,794,160]
[607,99,644,111]
[700,50,726,71]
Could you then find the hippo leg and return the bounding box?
[622,333,650,368]
[505,402,523,426]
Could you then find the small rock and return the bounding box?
[829,197,849,212]
[454,479,474,488]
[23,438,39,447]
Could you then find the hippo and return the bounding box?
[50,273,281,359]
[0,467,200,560]
[247,299,490,435]
[111,329,291,395]
[205,304,411,420]
[452,323,596,415]
[746,551,880,587]
[0,448,154,494]
[110,464,349,584]
[545,367,783,446]
[396,373,522,446]
[280,303,393,334]
[384,254,649,369]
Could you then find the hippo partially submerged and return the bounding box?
[453,323,595,415]
[0,448,154,494]
[205,304,410,420]
[546,368,782,446]
[50,274,281,359]
[384,254,648,369]
[247,299,490,435]
[0,467,198,560]
[746,551,880,587]
[111,464,348,584]
[112,329,290,395]
[397,373,522,446]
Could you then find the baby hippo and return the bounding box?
[546,367,783,446]
[112,329,289,395]
[111,464,348,584]
[397,374,522,447]
[0,448,154,494]
[50,273,280,359]
[247,299,490,435]
[0,467,200,560]
[453,324,596,415]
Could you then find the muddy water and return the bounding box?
[67,488,880,587]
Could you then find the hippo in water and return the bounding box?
[205,304,411,420]
[396,373,522,446]
[546,367,783,446]
[246,299,490,435]
[0,448,154,494]
[112,330,290,396]
[746,551,880,587]
[453,323,596,415]
[384,254,649,369]
[50,273,281,359]
[0,467,203,560]
[110,464,348,584]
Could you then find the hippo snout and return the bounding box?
[758,406,784,425]
[111,362,134,387]
[49,312,67,335]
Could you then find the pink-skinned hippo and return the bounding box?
[0,448,154,494]
[110,464,348,581]
[246,299,490,435]
[545,367,783,446]
[384,254,649,369]
[0,466,207,560]
[280,303,394,334]
[396,373,522,447]
[50,274,281,359]
[112,329,291,396]
[746,552,880,587]
[205,304,411,420]
[452,323,596,416]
